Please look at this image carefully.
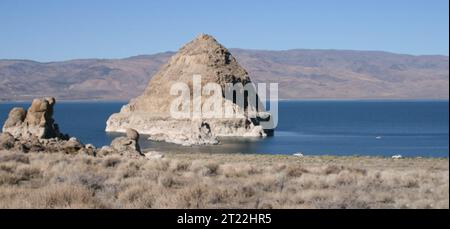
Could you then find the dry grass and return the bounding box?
[0,150,448,209]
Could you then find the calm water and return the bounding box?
[1,100,448,157]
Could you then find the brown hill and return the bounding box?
[0,49,448,101]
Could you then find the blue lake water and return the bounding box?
[1,100,448,157]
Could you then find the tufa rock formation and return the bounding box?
[2,97,68,140]
[108,128,143,156]
[106,34,273,145]
[1,98,145,159]
[0,132,15,150]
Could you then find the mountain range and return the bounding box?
[0,49,448,101]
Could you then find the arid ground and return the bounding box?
[0,150,448,209]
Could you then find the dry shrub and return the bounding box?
[175,184,208,208]
[144,158,170,172]
[376,193,395,204]
[72,173,107,190]
[298,174,318,190]
[271,163,287,173]
[191,161,219,176]
[302,190,333,207]
[208,188,232,205]
[102,156,121,168]
[240,185,256,198]
[323,165,344,175]
[334,170,357,186]
[347,167,367,176]
[259,202,274,209]
[403,178,420,188]
[0,153,29,164]
[0,171,16,185]
[116,160,142,179]
[169,160,191,172]
[285,164,309,177]
[0,165,42,185]
[118,185,155,208]
[158,174,175,188]
[35,184,105,208]
[250,175,280,193]
[16,165,42,182]
[202,163,219,176]
[0,163,17,173]
[220,163,261,178]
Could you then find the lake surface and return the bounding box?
[1,100,448,157]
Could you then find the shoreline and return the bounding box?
[160,151,450,159]
[161,151,449,165]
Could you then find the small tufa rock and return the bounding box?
[97,146,116,157]
[109,129,143,156]
[194,121,219,145]
[0,132,15,150]
[392,154,403,159]
[84,144,96,156]
[2,107,26,128]
[85,144,96,149]
[63,137,84,154]
[110,137,142,155]
[293,152,304,157]
[126,128,139,141]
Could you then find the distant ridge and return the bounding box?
[0,49,448,101]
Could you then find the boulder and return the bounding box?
[3,107,26,129]
[126,128,139,141]
[0,132,15,150]
[110,130,143,156]
[110,137,141,154]
[63,137,84,154]
[97,146,116,157]
[84,144,96,156]
[85,144,96,149]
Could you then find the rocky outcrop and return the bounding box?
[0,133,84,155]
[3,108,26,129]
[148,121,219,146]
[126,128,140,141]
[108,128,143,156]
[0,127,145,158]
[2,97,68,140]
[106,34,274,146]
[0,132,15,150]
[1,98,146,159]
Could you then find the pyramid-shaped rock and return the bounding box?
[106,34,273,145]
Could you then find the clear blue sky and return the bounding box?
[0,0,448,61]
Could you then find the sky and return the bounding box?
[0,0,448,61]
